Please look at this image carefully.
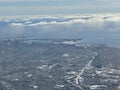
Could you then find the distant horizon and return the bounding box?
[0,12,120,17]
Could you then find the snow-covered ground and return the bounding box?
[75,52,97,85]
[89,85,107,90]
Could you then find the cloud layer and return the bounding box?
[0,13,120,42]
[0,13,119,26]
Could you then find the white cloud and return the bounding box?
[7,13,120,26]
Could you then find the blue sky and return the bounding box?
[0,0,120,16]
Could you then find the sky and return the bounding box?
[0,0,120,16]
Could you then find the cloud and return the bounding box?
[4,13,119,26]
[0,13,120,41]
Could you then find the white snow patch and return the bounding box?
[68,71,77,75]
[27,74,32,77]
[24,72,28,74]
[33,86,38,89]
[118,85,120,89]
[37,65,48,69]
[106,69,120,74]
[96,70,103,74]
[13,78,19,81]
[63,53,69,57]
[62,41,80,45]
[55,84,65,88]
[7,42,10,45]
[89,85,106,90]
